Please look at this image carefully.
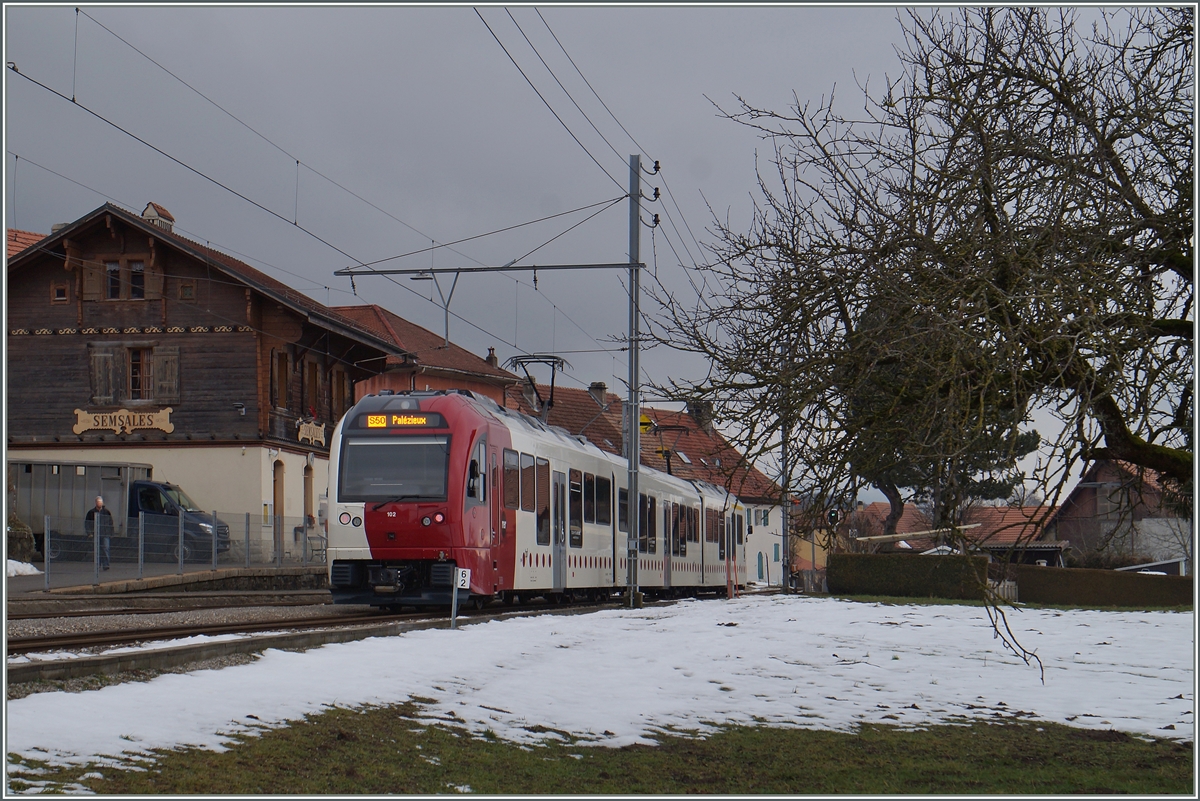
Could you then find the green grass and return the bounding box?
[7,701,1193,794]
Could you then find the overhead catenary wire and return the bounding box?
[505,8,628,169]
[475,8,625,193]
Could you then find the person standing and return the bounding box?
[84,496,114,570]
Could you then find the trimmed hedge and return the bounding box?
[1013,564,1193,607]
[826,553,989,600]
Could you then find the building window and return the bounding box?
[774,543,780,562]
[272,351,290,409]
[88,342,178,406]
[128,348,153,400]
[179,282,196,301]
[106,262,121,299]
[129,261,145,299]
[51,282,69,303]
[304,360,320,418]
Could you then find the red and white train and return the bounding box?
[325,389,747,607]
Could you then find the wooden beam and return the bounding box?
[855,523,981,543]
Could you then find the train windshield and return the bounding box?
[338,436,451,503]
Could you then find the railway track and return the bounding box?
[6,610,414,655]
[5,596,634,688]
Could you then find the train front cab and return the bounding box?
[326,391,503,608]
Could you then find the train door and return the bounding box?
[552,470,566,591]
[465,436,489,550]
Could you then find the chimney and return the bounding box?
[141,202,175,233]
[687,398,715,431]
[588,381,607,407]
[51,223,69,234]
[485,347,499,368]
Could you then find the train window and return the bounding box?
[337,436,451,503]
[689,506,699,543]
[618,487,629,533]
[669,503,678,557]
[718,514,726,560]
[536,457,550,546]
[647,496,657,554]
[736,513,744,545]
[520,453,535,513]
[569,469,583,547]
[595,476,611,526]
[466,439,486,505]
[638,494,648,553]
[503,449,520,510]
[583,473,596,524]
[706,508,718,544]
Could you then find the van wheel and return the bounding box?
[172,542,193,562]
[46,540,62,560]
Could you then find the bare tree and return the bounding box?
[649,7,1193,539]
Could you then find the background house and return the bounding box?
[846,501,1068,566]
[330,304,519,405]
[1046,460,1193,570]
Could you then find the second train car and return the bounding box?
[325,389,747,607]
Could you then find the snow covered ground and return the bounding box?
[4,595,1194,774]
[7,560,41,578]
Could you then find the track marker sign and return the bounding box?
[450,567,471,629]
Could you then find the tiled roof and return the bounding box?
[331,304,520,383]
[7,228,45,259]
[852,502,1058,550]
[504,383,782,502]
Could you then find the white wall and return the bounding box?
[745,504,784,585]
[8,445,328,548]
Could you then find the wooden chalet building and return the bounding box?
[6,202,408,551]
[505,382,787,585]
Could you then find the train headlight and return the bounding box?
[421,516,432,527]
[351,516,362,527]
[433,512,445,524]
[339,512,351,525]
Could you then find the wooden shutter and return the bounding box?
[153,345,180,404]
[88,347,116,405]
[145,263,165,300]
[81,262,102,301]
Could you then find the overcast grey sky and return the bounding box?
[5,3,911,400]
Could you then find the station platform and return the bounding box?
[6,561,329,600]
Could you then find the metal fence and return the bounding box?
[35,512,327,590]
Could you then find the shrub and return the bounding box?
[1014,564,1193,607]
[826,553,988,600]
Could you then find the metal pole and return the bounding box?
[43,515,50,591]
[781,418,790,593]
[627,154,641,609]
[178,511,185,575]
[93,512,100,584]
[276,515,282,567]
[245,512,251,568]
[212,510,219,571]
[138,511,145,580]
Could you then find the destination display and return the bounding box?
[359,412,446,430]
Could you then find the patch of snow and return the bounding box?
[7,560,42,577]
[4,596,1193,770]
